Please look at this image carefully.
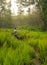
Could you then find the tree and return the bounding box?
[16,0,47,31]
[0,0,12,28]
[0,0,6,27]
[35,0,47,31]
[17,3,24,15]
[16,0,35,14]
[5,0,12,28]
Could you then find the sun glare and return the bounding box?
[7,0,35,15]
[6,0,10,3]
[11,0,18,15]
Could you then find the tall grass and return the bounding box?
[0,29,47,65]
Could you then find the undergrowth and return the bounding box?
[0,29,47,65]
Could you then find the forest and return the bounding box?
[0,0,47,65]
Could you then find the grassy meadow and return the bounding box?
[0,28,47,65]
